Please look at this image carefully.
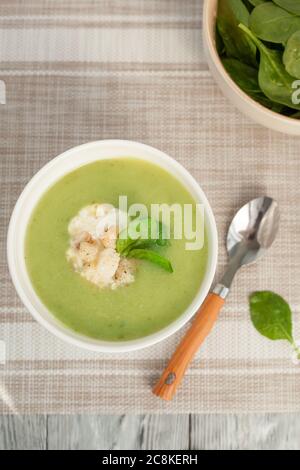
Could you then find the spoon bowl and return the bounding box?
[227,197,280,267]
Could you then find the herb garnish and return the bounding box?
[249,291,300,360]
[116,217,173,273]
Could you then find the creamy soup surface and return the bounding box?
[25,159,208,341]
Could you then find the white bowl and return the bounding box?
[7,140,218,353]
[203,0,300,135]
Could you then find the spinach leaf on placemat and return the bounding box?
[250,291,293,342]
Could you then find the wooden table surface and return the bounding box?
[1,414,300,450]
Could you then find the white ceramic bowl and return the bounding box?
[7,140,218,353]
[203,0,300,135]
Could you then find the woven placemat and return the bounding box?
[0,0,299,414]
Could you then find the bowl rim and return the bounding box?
[203,0,300,127]
[7,139,218,353]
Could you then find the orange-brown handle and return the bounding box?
[152,293,225,401]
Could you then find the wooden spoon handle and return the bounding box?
[152,293,225,401]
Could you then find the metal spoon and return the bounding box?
[153,196,280,401]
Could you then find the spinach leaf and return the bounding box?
[291,111,300,118]
[241,0,256,13]
[273,0,300,16]
[128,249,173,273]
[217,0,257,66]
[217,1,300,117]
[216,27,226,56]
[244,0,265,12]
[221,58,260,94]
[247,0,265,5]
[221,0,252,24]
[280,106,300,116]
[250,3,300,44]
[222,57,283,109]
[283,31,300,78]
[249,291,293,342]
[240,24,300,110]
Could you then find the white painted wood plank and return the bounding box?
[190,414,300,450]
[0,415,47,450]
[47,415,189,450]
[140,415,190,450]
[47,415,142,450]
[1,414,300,450]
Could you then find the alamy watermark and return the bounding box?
[115,196,205,251]
[292,80,300,106]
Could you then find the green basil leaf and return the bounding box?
[128,239,157,251]
[116,235,137,255]
[117,217,160,254]
[128,249,173,273]
[249,291,293,342]
[156,221,170,247]
[128,217,170,246]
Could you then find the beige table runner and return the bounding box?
[1,0,300,414]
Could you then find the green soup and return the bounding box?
[25,159,208,341]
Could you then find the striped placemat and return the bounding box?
[0,0,299,414]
